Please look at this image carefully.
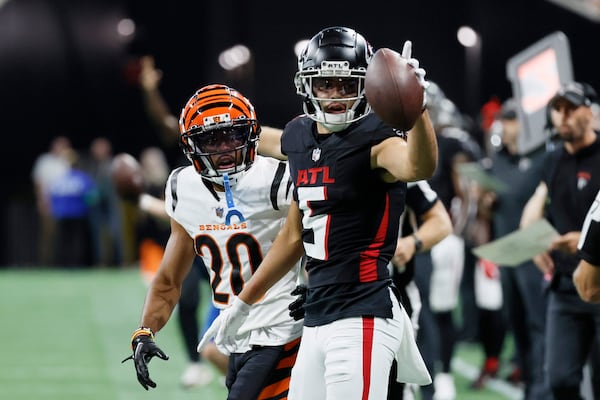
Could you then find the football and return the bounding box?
[365,47,424,131]
[111,152,145,201]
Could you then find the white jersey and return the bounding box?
[165,156,303,352]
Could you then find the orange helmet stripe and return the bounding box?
[179,84,257,134]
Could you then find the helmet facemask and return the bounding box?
[181,123,258,186]
[296,66,369,132]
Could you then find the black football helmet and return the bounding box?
[295,26,373,131]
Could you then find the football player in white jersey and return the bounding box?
[123,84,303,400]
[574,188,600,303]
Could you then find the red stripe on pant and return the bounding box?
[362,317,374,399]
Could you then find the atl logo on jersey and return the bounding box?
[296,166,335,186]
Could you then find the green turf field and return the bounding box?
[0,267,521,400]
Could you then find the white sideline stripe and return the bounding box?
[452,357,524,400]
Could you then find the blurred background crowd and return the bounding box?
[1,0,599,265]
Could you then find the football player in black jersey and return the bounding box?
[199,26,438,399]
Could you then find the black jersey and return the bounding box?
[281,113,407,326]
[544,134,600,276]
[429,126,482,211]
[489,145,546,238]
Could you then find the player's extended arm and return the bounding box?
[198,200,305,351]
[240,200,305,303]
[371,42,437,182]
[573,260,600,303]
[373,109,437,183]
[123,219,196,390]
[258,126,287,160]
[406,109,438,179]
[140,219,197,331]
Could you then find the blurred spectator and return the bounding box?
[31,135,73,265]
[389,180,453,400]
[138,55,185,166]
[472,99,550,399]
[83,137,124,267]
[423,82,483,400]
[47,148,98,267]
[136,146,171,282]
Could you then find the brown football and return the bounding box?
[365,48,424,131]
[111,152,145,201]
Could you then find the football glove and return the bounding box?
[288,284,307,321]
[122,327,169,390]
[197,296,251,354]
[401,40,429,110]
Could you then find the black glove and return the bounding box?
[122,327,169,390]
[288,284,307,321]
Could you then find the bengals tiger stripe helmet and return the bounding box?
[179,84,260,186]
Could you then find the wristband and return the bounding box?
[412,233,423,253]
[131,327,155,347]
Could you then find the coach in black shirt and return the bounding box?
[521,81,600,400]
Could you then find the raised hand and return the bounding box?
[401,40,429,109]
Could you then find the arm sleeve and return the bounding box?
[578,190,600,266]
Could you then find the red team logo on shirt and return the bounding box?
[296,166,335,186]
[577,171,591,190]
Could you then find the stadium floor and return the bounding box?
[0,267,521,400]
